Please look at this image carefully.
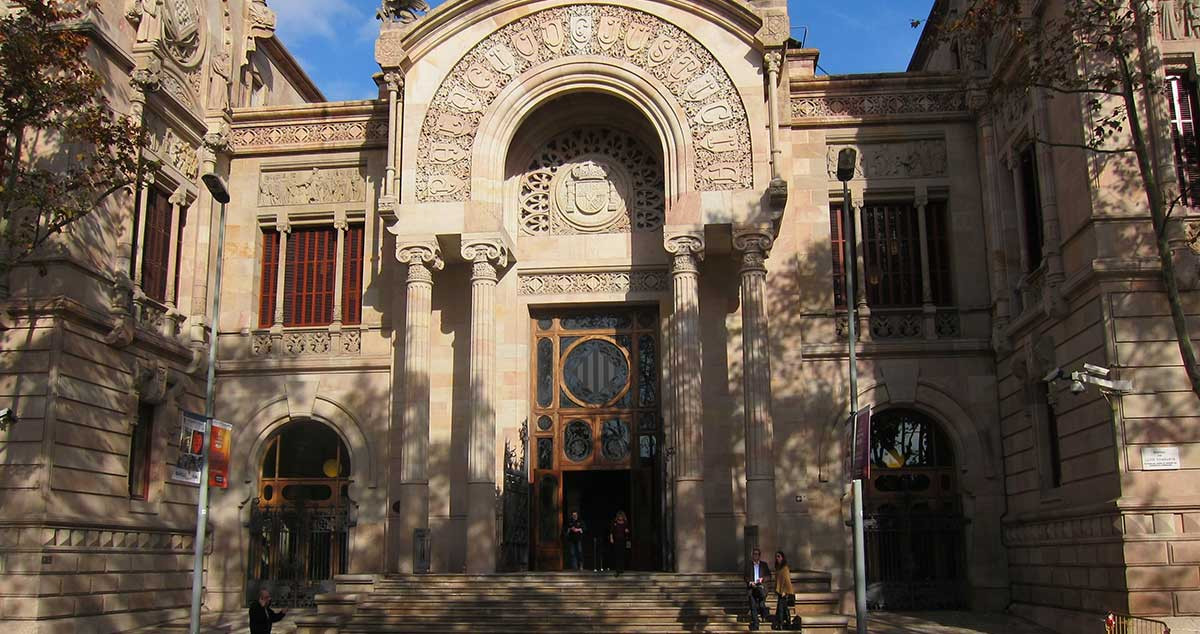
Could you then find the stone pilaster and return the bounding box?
[461,236,509,573]
[391,238,443,573]
[382,71,402,205]
[733,225,778,560]
[664,228,706,572]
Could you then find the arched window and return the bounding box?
[249,420,352,608]
[864,408,966,610]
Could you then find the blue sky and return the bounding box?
[272,0,935,102]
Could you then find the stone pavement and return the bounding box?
[852,612,1061,634]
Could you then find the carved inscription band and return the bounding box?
[416,4,752,202]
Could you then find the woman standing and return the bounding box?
[772,551,794,630]
[608,510,631,576]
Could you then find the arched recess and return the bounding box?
[234,394,377,492]
[817,378,998,490]
[473,57,696,211]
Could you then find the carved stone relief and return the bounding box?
[825,141,948,180]
[1159,0,1200,40]
[416,4,753,202]
[127,0,205,108]
[145,113,200,179]
[232,120,389,150]
[518,270,668,295]
[792,91,967,119]
[520,127,664,236]
[376,0,429,24]
[258,167,367,207]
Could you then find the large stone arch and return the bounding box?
[410,3,757,204]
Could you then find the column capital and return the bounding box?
[461,235,511,269]
[382,70,404,94]
[763,51,782,75]
[396,239,444,270]
[664,228,705,259]
[733,225,775,256]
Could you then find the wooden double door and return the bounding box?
[530,308,663,571]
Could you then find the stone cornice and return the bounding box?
[789,72,969,127]
[229,102,388,154]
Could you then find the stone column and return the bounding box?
[330,214,348,352]
[382,71,402,202]
[391,239,443,573]
[915,190,937,339]
[664,229,706,572]
[270,216,290,353]
[462,237,509,573]
[733,225,778,560]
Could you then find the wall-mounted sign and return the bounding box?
[1141,446,1181,471]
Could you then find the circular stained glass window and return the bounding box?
[562,338,630,406]
[601,419,631,461]
[564,420,592,462]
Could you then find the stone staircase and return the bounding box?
[299,571,849,633]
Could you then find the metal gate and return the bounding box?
[500,422,530,571]
[864,508,968,609]
[246,484,353,608]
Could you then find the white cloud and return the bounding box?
[270,0,367,43]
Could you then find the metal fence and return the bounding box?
[863,510,968,610]
[246,498,352,608]
[1106,613,1171,634]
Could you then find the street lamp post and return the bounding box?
[836,148,868,634]
[189,173,230,634]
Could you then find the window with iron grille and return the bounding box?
[829,201,953,308]
[1167,72,1200,206]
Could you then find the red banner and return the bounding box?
[208,419,233,489]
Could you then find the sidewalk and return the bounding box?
[852,611,1059,634]
[126,608,316,634]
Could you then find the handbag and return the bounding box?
[786,594,796,607]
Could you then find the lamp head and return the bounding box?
[836,148,858,183]
[0,407,17,431]
[202,173,230,204]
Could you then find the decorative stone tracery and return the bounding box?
[416,4,752,201]
[519,127,664,236]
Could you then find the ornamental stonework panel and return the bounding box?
[231,120,389,150]
[792,91,966,120]
[825,141,947,180]
[258,167,367,206]
[520,128,664,236]
[417,4,753,202]
[518,270,668,295]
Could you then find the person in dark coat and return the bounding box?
[249,587,286,634]
[608,510,631,576]
[744,548,772,631]
[565,510,587,571]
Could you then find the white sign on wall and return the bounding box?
[1141,446,1182,471]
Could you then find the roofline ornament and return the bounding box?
[376,0,429,24]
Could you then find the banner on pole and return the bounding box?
[169,412,234,487]
[209,419,233,489]
[170,411,207,485]
[843,406,872,481]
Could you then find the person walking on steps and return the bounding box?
[772,551,795,630]
[565,510,586,571]
[745,547,771,631]
[609,510,631,576]
[249,587,287,634]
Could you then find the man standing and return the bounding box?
[745,548,772,631]
[564,510,586,571]
[249,587,287,634]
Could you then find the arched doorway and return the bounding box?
[247,419,352,607]
[864,408,967,609]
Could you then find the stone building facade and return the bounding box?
[1,0,1199,632]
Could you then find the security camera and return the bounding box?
[1082,363,1110,377]
[1043,368,1064,383]
[0,407,16,431]
[1069,380,1087,394]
